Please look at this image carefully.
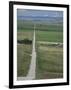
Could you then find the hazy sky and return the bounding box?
[17,9,63,24]
[17,9,63,18]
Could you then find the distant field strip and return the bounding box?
[36,31,63,43]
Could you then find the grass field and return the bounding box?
[17,30,33,40]
[36,43,63,79]
[17,44,32,77]
[35,26,63,79]
[17,30,33,77]
[36,30,63,43]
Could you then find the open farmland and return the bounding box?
[17,21,63,79]
[36,30,63,43]
[17,9,63,80]
[35,22,63,79]
[36,43,63,79]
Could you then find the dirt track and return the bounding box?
[17,25,36,80]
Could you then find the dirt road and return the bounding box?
[18,25,36,80]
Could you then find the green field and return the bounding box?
[36,30,63,42]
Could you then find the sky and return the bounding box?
[17,9,63,22]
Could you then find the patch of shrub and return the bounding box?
[17,39,32,44]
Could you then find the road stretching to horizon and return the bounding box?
[17,25,36,80]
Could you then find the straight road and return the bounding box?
[18,25,36,80]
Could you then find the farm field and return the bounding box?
[17,30,33,77]
[17,30,33,40]
[36,30,63,43]
[36,42,63,79]
[36,28,63,79]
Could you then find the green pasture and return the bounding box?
[36,31,63,43]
